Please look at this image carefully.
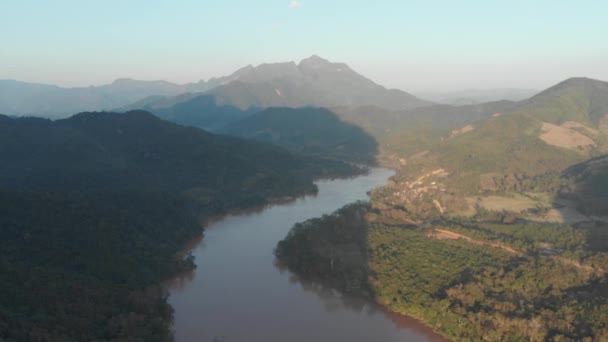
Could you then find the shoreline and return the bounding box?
[273,267,452,342]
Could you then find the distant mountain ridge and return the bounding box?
[415,88,539,105]
[0,78,216,118]
[115,56,432,130]
[1,56,431,119]
[205,55,432,110]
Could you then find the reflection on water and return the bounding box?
[278,265,448,342]
[168,168,447,342]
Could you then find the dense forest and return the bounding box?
[0,111,364,341]
[0,191,197,341]
[276,202,608,341]
[221,107,379,164]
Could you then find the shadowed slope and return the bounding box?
[221,107,379,164]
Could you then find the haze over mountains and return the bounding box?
[118,56,433,123]
[415,88,539,105]
[4,0,608,340]
[204,55,431,110]
[2,56,433,118]
[0,79,214,118]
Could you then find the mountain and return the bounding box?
[0,78,214,118]
[117,94,259,131]
[221,107,378,164]
[206,55,432,110]
[511,77,608,125]
[3,56,431,120]
[118,56,432,129]
[0,110,363,341]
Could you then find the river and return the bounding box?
[168,168,447,342]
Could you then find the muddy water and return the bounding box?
[168,168,447,342]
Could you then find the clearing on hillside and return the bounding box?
[539,122,595,149]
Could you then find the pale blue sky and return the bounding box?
[1,0,607,91]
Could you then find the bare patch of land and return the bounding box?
[478,194,541,212]
[427,228,523,255]
[539,122,595,150]
[449,124,475,138]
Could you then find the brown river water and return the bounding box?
[168,168,448,342]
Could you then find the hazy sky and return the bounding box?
[1,0,607,92]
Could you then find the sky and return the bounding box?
[1,0,607,92]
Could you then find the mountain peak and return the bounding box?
[111,78,137,84]
[562,76,600,84]
[516,76,608,125]
[231,64,255,76]
[298,55,355,75]
[300,55,331,66]
[544,77,608,93]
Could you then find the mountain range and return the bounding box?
[220,107,378,164]
[2,56,433,119]
[415,88,539,105]
[0,78,213,118]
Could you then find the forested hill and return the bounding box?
[220,107,379,165]
[0,110,360,203]
[116,94,259,132]
[385,77,608,204]
[0,110,362,341]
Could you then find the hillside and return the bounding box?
[0,111,360,198]
[512,77,608,125]
[371,78,608,218]
[560,154,608,216]
[215,100,516,167]
[119,94,259,131]
[333,100,518,162]
[0,111,362,341]
[221,107,378,164]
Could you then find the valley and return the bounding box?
[2,53,608,342]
